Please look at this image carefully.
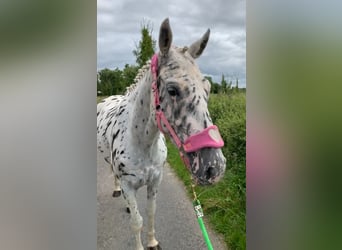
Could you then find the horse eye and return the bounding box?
[167,87,178,96]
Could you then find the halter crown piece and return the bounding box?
[151,53,224,169]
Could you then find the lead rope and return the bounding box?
[151,54,214,249]
[191,177,214,250]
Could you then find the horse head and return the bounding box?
[153,18,226,185]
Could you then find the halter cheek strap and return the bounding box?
[151,54,224,164]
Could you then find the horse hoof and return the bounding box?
[126,207,130,214]
[147,244,161,250]
[112,190,121,197]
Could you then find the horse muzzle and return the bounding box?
[186,148,226,185]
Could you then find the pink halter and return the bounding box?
[151,54,224,168]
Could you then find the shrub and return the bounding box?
[167,92,246,250]
[208,93,246,166]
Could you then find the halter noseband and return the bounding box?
[151,53,224,169]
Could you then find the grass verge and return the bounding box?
[166,139,246,250]
[97,96,108,103]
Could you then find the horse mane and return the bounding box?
[124,47,188,96]
[124,59,152,95]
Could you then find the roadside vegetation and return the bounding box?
[167,91,246,250]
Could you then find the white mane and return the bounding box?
[124,59,152,95]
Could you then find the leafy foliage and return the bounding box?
[132,21,156,67]
[167,92,246,250]
[97,65,138,96]
[97,68,123,96]
[122,64,139,88]
[208,93,246,165]
[206,75,244,95]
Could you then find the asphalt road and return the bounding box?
[97,153,227,250]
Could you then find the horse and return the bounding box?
[97,18,226,250]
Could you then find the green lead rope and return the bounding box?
[191,184,214,250]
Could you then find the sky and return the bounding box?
[97,0,246,87]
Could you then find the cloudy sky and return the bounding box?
[97,0,246,87]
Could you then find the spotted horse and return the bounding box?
[97,18,226,250]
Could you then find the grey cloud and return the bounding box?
[98,0,246,87]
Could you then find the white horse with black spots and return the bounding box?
[97,18,226,250]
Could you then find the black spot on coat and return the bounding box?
[186,102,195,113]
[102,120,112,136]
[111,130,120,149]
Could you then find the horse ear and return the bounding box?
[159,18,173,56]
[188,29,210,59]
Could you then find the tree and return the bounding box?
[227,80,233,94]
[97,68,124,96]
[211,82,221,94]
[205,76,220,94]
[133,21,156,68]
[220,74,227,94]
[122,64,139,87]
[235,78,239,92]
[205,75,213,86]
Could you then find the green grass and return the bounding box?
[167,93,246,250]
[166,140,246,250]
[97,95,108,103]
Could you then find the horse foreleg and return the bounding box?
[146,184,161,250]
[121,185,143,250]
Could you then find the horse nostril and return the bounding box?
[206,167,216,180]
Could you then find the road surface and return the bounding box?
[97,153,227,250]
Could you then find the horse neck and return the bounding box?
[126,67,160,148]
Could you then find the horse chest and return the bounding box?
[111,148,164,188]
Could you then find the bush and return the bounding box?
[208,93,246,166]
[167,92,246,250]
